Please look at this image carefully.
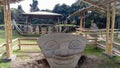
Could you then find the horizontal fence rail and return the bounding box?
[18,37,38,50]
[0,38,18,57]
[0,31,120,57]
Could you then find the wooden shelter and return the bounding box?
[69,0,120,56]
[0,0,23,59]
[14,11,62,35]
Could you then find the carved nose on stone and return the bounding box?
[55,49,70,57]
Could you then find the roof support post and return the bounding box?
[109,1,116,55]
[105,4,111,54]
[80,14,83,33]
[3,0,13,59]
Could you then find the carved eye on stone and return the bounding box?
[44,40,59,50]
[69,40,82,49]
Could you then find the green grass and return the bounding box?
[0,55,11,68]
[83,45,120,68]
[0,30,5,44]
[83,45,104,56]
[0,30,19,68]
[0,61,11,68]
[0,30,23,44]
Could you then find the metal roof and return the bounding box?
[22,11,62,16]
[22,11,62,19]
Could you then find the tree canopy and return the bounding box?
[30,0,40,12]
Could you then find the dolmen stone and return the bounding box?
[37,33,86,68]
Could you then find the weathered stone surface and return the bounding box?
[35,26,39,34]
[48,26,53,34]
[41,27,47,34]
[90,22,98,37]
[37,33,86,68]
[28,25,33,34]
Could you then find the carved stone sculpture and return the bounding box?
[41,27,47,34]
[90,22,98,37]
[37,33,86,68]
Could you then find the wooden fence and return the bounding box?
[0,38,18,57]
[0,31,120,57]
[18,37,38,50]
[0,37,38,57]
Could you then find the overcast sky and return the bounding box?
[10,0,77,12]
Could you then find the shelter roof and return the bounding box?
[0,0,23,5]
[69,0,120,18]
[22,11,62,19]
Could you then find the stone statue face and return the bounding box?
[37,33,86,68]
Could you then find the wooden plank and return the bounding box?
[113,42,120,46]
[12,38,18,42]
[98,38,120,46]
[0,43,6,47]
[18,37,38,40]
[20,44,38,45]
[83,0,107,9]
[97,43,120,56]
[19,38,37,40]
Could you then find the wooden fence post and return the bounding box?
[18,39,21,50]
[94,37,98,48]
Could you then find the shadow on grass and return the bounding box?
[0,55,11,68]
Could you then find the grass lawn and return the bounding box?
[0,59,11,68]
[0,30,23,44]
[0,30,5,44]
[0,30,22,68]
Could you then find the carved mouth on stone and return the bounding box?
[53,55,74,65]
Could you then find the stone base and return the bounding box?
[102,52,116,58]
[2,55,16,62]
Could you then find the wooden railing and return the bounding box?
[18,37,38,50]
[0,38,18,57]
[76,28,120,56]
[76,28,120,37]
[0,37,39,57]
[0,33,120,56]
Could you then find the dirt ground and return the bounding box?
[11,46,120,68]
[11,53,111,68]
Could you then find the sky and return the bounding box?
[10,0,77,12]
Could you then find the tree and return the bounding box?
[52,1,89,21]
[53,4,71,20]
[30,0,40,12]
[0,6,4,24]
[11,5,25,23]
